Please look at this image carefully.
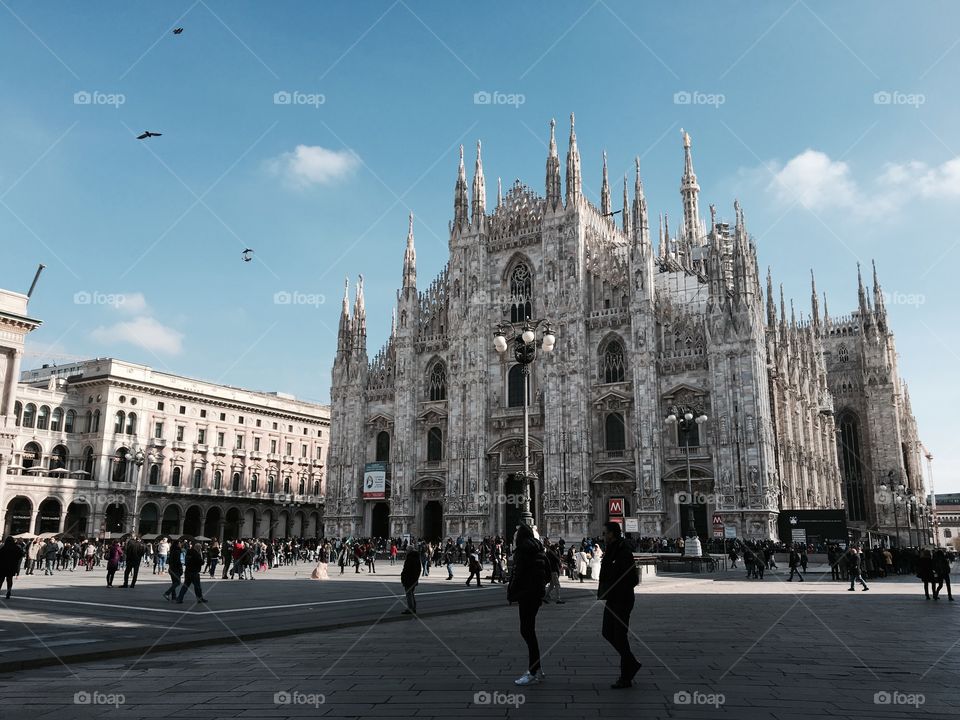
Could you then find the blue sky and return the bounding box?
[1,1,958,491]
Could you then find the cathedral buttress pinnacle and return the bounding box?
[600,151,611,216]
[680,128,702,247]
[471,140,486,226]
[454,144,468,230]
[546,118,561,210]
[402,212,417,290]
[565,113,581,206]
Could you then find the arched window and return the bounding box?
[298,477,305,495]
[172,467,182,487]
[508,365,528,408]
[112,448,129,482]
[83,410,92,433]
[267,475,276,494]
[14,402,22,427]
[149,464,160,485]
[427,427,443,462]
[51,445,68,470]
[281,476,290,494]
[428,362,447,402]
[65,410,76,433]
[83,447,95,476]
[193,469,203,488]
[50,408,63,432]
[375,431,391,462]
[945,529,953,539]
[313,480,320,496]
[232,473,241,492]
[37,405,50,430]
[600,339,626,383]
[838,345,849,362]
[22,442,42,470]
[92,410,101,433]
[677,418,701,448]
[509,262,533,322]
[605,413,626,456]
[22,403,36,428]
[837,411,866,522]
[114,411,125,433]
[214,470,222,490]
[251,474,259,493]
[125,412,137,435]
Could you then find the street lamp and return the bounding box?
[665,411,708,557]
[493,318,556,529]
[126,448,156,535]
[879,480,905,548]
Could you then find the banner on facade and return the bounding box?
[608,497,625,516]
[363,462,388,499]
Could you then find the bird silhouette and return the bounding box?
[241,249,254,262]
[172,28,184,35]
[136,131,162,140]
[603,209,623,218]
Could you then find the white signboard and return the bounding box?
[624,517,639,533]
[724,526,737,539]
[791,529,807,544]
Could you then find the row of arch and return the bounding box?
[152,464,322,496]
[13,403,108,435]
[3,495,323,539]
[16,442,95,475]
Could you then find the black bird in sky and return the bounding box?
[136,131,162,140]
[172,28,184,35]
[241,249,254,262]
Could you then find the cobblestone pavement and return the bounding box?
[0,565,956,719]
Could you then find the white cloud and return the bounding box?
[268,145,360,188]
[769,150,860,210]
[114,292,148,314]
[763,151,960,216]
[91,316,183,355]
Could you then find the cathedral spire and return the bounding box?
[546,118,561,210]
[679,128,702,246]
[390,307,396,338]
[810,269,820,335]
[779,283,788,345]
[822,291,831,331]
[497,177,503,209]
[352,274,367,355]
[622,174,631,236]
[872,259,886,321]
[766,267,776,327]
[337,276,352,354]
[565,112,581,206]
[453,144,468,230]
[471,140,486,225]
[857,262,872,322]
[402,212,417,290]
[600,151,611,216]
[633,157,649,247]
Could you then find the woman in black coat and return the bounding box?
[507,524,548,686]
[917,549,935,599]
[0,537,25,599]
[400,549,422,615]
[932,549,953,601]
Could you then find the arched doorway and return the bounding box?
[104,503,126,534]
[183,506,203,536]
[371,502,389,539]
[161,505,181,536]
[22,442,42,471]
[204,507,222,539]
[139,503,159,535]
[35,498,62,534]
[224,507,241,540]
[64,501,90,537]
[4,497,33,535]
[423,501,443,543]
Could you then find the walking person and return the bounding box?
[121,535,145,588]
[598,522,642,689]
[508,524,549,686]
[163,539,184,601]
[443,544,455,580]
[105,540,122,587]
[846,547,869,592]
[156,538,169,574]
[207,539,220,578]
[177,541,207,604]
[0,537,25,599]
[932,549,954,601]
[390,542,398,566]
[917,549,935,599]
[466,552,482,587]
[544,543,564,604]
[787,547,804,582]
[400,549,421,615]
[728,546,738,569]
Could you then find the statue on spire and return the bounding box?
[565,112,581,206]
[471,140,486,225]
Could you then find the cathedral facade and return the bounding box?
[325,116,925,544]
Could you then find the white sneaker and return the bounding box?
[514,671,542,686]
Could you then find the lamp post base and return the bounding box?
[685,535,703,558]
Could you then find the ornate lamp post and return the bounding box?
[879,479,905,548]
[665,411,708,557]
[125,448,155,535]
[493,318,556,529]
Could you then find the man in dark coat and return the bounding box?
[400,549,422,615]
[787,547,804,582]
[846,547,869,591]
[508,524,548,686]
[0,537,25,599]
[177,541,207,603]
[598,521,641,689]
[121,535,145,588]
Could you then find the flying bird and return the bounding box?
[603,209,623,218]
[241,248,254,262]
[172,27,184,35]
[136,131,162,140]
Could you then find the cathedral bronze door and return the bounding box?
[423,501,443,542]
[371,502,390,539]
